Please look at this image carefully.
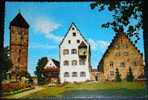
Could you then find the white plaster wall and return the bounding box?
[59,24,91,83]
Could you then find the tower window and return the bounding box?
[64,60,69,66]
[72,60,77,66]
[68,40,71,44]
[18,28,22,35]
[73,32,76,36]
[72,72,77,77]
[71,49,77,54]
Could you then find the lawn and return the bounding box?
[21,81,148,98]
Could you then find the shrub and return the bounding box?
[126,67,134,82]
[115,68,121,82]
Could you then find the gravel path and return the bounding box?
[4,86,44,99]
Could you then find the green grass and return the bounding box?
[20,81,148,98]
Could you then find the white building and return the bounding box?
[59,23,91,83]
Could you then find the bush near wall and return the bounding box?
[1,82,31,93]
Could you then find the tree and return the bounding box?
[90,0,143,44]
[2,46,13,80]
[115,68,121,82]
[34,57,48,85]
[126,67,134,82]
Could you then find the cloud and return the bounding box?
[29,43,56,50]
[88,39,110,52]
[31,17,63,42]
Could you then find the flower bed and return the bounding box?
[2,87,35,96]
[1,82,33,94]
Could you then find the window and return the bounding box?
[18,28,22,35]
[64,60,69,66]
[68,40,71,44]
[63,49,69,55]
[123,52,128,56]
[122,44,128,48]
[79,59,85,65]
[115,52,120,56]
[110,71,114,76]
[110,61,114,66]
[115,44,120,48]
[120,62,125,67]
[72,72,77,77]
[132,61,138,66]
[73,32,76,36]
[64,72,69,77]
[71,49,77,54]
[80,72,86,77]
[72,60,77,66]
[72,27,75,30]
[77,40,80,43]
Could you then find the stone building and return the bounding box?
[98,32,144,81]
[42,59,60,83]
[59,23,91,83]
[9,13,29,72]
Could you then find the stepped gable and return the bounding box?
[98,32,143,71]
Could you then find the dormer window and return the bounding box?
[73,32,76,36]
[78,41,87,58]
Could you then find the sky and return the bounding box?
[4,2,144,76]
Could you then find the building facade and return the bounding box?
[9,13,29,72]
[42,59,60,83]
[59,23,91,83]
[98,32,144,81]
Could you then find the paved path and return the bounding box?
[5,86,44,99]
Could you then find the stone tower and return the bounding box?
[9,13,29,72]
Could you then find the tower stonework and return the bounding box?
[9,13,29,72]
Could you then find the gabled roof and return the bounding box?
[78,41,87,48]
[98,32,143,71]
[59,22,90,47]
[9,12,29,28]
[51,59,60,68]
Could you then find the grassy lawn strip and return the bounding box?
[23,81,147,98]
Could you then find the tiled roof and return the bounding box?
[9,13,29,28]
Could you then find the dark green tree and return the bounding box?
[2,46,13,80]
[90,0,143,43]
[115,68,121,82]
[34,57,48,85]
[126,67,134,82]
